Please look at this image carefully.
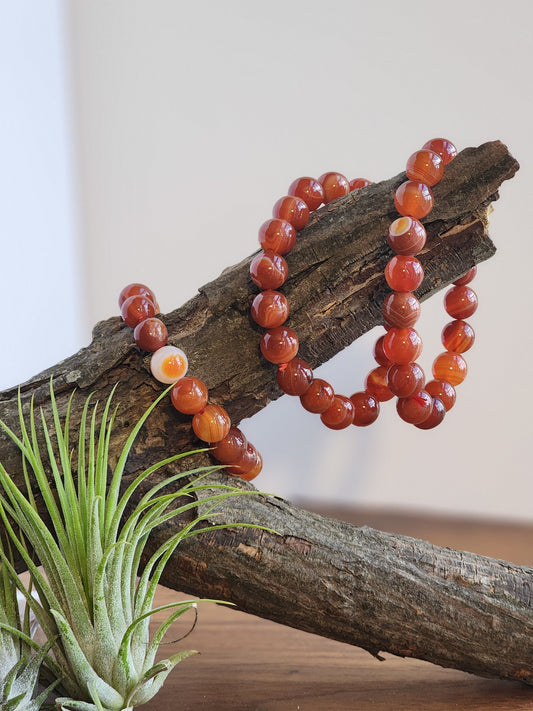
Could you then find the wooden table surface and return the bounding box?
[145,508,533,711]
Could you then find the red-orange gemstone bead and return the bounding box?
[396,389,433,424]
[387,217,427,255]
[120,295,157,328]
[318,172,350,203]
[211,426,247,464]
[227,442,263,481]
[441,320,475,353]
[171,377,209,415]
[349,178,371,190]
[385,255,424,291]
[350,391,380,426]
[288,177,324,211]
[394,181,434,219]
[133,317,168,352]
[406,149,443,187]
[320,395,355,430]
[118,283,159,311]
[277,358,313,396]
[250,251,288,290]
[383,327,422,365]
[365,366,394,402]
[251,290,289,328]
[260,327,299,364]
[192,404,231,443]
[432,352,467,386]
[373,335,391,368]
[422,138,457,165]
[382,292,421,328]
[415,397,446,429]
[425,379,456,411]
[453,266,477,286]
[272,195,310,231]
[444,285,478,319]
[258,218,296,255]
[387,362,425,398]
[300,379,335,413]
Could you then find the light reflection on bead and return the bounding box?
[349,178,371,190]
[382,292,421,328]
[272,195,310,231]
[396,389,433,424]
[425,379,456,411]
[365,366,394,402]
[350,391,380,426]
[422,138,457,165]
[319,172,350,203]
[383,327,422,365]
[251,290,289,328]
[406,149,443,186]
[192,404,231,443]
[432,352,467,386]
[320,395,355,429]
[211,426,248,464]
[288,177,324,211]
[385,255,424,291]
[394,181,434,219]
[150,345,188,384]
[415,397,446,429]
[277,358,313,396]
[250,250,289,290]
[444,285,478,320]
[259,218,296,255]
[121,295,157,328]
[260,327,299,364]
[170,376,208,414]
[134,317,168,352]
[300,379,335,413]
[441,320,475,353]
[387,362,425,398]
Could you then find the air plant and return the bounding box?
[0,383,255,710]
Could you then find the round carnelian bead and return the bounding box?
[453,266,477,286]
[192,404,231,443]
[288,177,324,211]
[300,379,335,413]
[387,362,425,398]
[320,395,355,430]
[227,442,263,480]
[441,320,475,353]
[382,292,421,328]
[373,335,391,368]
[119,283,159,312]
[432,352,467,386]
[422,138,457,165]
[394,181,434,219]
[133,317,168,352]
[258,218,296,255]
[260,327,299,364]
[387,217,427,255]
[365,366,394,402]
[150,345,188,384]
[396,389,433,424]
[211,426,247,464]
[444,285,478,319]
[350,391,380,426]
[170,376,208,415]
[383,327,422,365]
[349,178,371,190]
[250,250,288,290]
[385,255,424,291]
[120,295,157,328]
[318,172,350,203]
[406,149,443,187]
[277,358,313,396]
[251,290,289,328]
[272,195,310,231]
[415,397,446,429]
[425,379,456,411]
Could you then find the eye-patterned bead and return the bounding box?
[387,216,427,255]
[150,345,188,384]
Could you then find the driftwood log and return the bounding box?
[1,141,531,685]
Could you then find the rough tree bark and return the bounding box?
[1,141,531,685]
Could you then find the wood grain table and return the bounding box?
[145,508,533,711]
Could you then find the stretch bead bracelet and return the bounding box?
[119,283,262,480]
[249,138,478,430]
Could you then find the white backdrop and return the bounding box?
[3,0,532,521]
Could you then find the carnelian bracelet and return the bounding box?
[119,284,262,480]
[249,138,478,430]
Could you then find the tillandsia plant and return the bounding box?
[0,382,257,711]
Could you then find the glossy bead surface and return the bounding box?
[320,395,355,429]
[453,266,477,286]
[432,352,467,386]
[150,345,188,384]
[277,358,313,396]
[349,178,371,190]
[415,397,446,430]
[406,149,443,186]
[192,404,231,443]
[422,138,457,165]
[441,320,475,353]
[383,327,422,365]
[227,443,263,480]
[300,379,335,413]
[211,426,247,464]
[133,317,168,352]
[288,177,324,211]
[382,292,421,328]
[394,181,434,219]
[444,285,478,319]
[251,290,289,328]
[258,218,296,255]
[373,335,391,367]
[387,217,427,255]
[170,376,208,415]
[385,255,424,291]
[425,379,456,411]
[120,295,157,328]
[349,391,380,426]
[260,327,299,364]
[387,362,425,398]
[249,250,288,290]
[365,366,394,402]
[119,283,159,311]
[319,172,350,203]
[272,195,310,231]
[396,389,433,424]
